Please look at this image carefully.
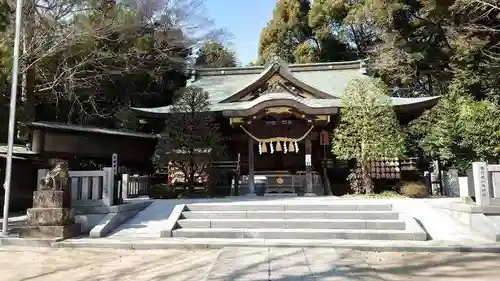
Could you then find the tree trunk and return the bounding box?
[187,159,195,195]
[187,178,194,195]
[361,161,374,194]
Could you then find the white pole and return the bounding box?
[2,0,24,236]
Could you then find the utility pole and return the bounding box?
[2,0,24,236]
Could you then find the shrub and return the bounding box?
[342,191,406,198]
[399,181,429,198]
[147,184,177,199]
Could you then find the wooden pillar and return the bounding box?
[304,135,316,196]
[247,137,256,195]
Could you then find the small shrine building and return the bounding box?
[133,58,439,196]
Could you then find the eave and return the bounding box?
[26,121,160,139]
[132,95,440,117]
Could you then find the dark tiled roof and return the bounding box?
[27,121,159,139]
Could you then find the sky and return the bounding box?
[204,0,277,66]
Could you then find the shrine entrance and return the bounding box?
[230,106,328,196]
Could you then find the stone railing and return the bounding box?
[459,162,500,206]
[37,167,115,207]
[121,174,151,199]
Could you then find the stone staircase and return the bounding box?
[162,202,427,241]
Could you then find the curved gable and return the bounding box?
[219,62,336,103]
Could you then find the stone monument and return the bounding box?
[19,159,80,238]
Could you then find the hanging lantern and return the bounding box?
[276,141,282,152]
[294,141,299,153]
[284,141,288,154]
[288,141,295,152]
[270,142,274,154]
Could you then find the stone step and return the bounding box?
[185,203,393,212]
[177,218,406,230]
[172,228,426,241]
[181,210,399,220]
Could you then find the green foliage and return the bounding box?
[332,77,406,193]
[0,1,11,32]
[410,87,500,173]
[367,0,500,98]
[408,93,463,167]
[342,190,406,198]
[458,99,500,161]
[154,87,224,193]
[258,0,371,64]
[332,77,406,161]
[195,41,238,68]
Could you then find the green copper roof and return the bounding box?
[186,60,364,103]
[132,59,440,115]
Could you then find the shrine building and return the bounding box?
[132,58,439,196]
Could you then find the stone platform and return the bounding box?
[15,185,80,238]
[14,225,81,238]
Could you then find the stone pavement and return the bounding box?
[206,248,357,280]
[1,246,500,281]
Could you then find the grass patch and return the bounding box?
[342,191,407,198]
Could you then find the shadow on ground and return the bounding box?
[3,247,499,281]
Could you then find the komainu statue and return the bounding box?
[39,159,69,191]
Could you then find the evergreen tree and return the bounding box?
[257,0,363,64]
[195,41,238,68]
[332,77,405,194]
[408,81,500,174]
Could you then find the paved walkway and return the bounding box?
[1,246,500,281]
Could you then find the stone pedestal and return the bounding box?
[18,225,81,238]
[16,165,81,238]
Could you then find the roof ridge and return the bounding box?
[191,59,366,76]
